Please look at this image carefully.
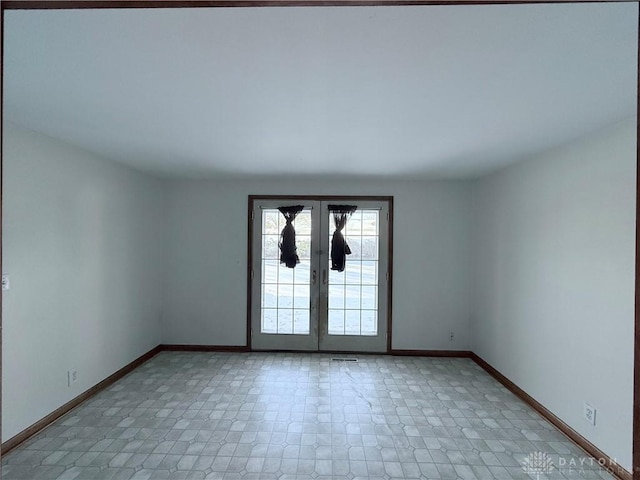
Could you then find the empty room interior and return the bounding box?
[1,2,637,479]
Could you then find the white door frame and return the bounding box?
[248,195,393,353]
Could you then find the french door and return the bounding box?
[249,197,391,352]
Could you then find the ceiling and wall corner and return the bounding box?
[2,2,637,181]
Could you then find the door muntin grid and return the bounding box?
[327,209,379,336]
[260,208,311,335]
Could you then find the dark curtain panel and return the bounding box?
[278,205,305,268]
[328,205,357,272]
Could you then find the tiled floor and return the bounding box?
[2,352,616,479]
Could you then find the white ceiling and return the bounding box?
[3,3,638,179]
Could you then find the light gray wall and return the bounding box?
[2,122,165,441]
[471,118,636,470]
[3,116,635,468]
[163,179,471,350]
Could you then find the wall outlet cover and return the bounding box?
[2,274,10,291]
[584,403,596,426]
[67,370,78,387]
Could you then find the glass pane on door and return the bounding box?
[251,197,389,353]
[260,208,311,335]
[327,209,380,336]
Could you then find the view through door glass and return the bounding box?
[327,209,379,336]
[261,208,311,335]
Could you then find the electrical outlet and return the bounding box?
[2,274,10,291]
[584,403,596,426]
[67,369,78,387]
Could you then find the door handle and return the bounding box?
[312,269,317,285]
[322,269,327,285]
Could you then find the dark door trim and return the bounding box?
[247,195,394,352]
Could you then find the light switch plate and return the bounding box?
[2,274,10,291]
